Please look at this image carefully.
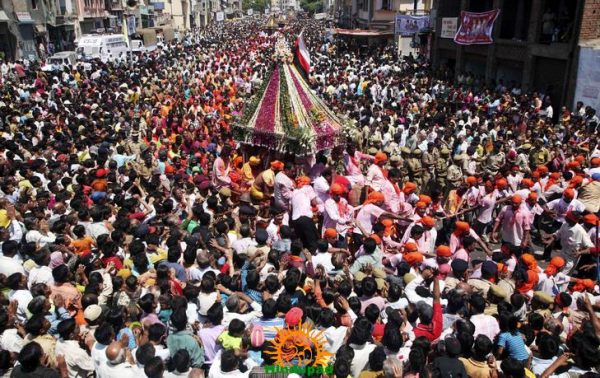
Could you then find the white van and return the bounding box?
[76,34,129,63]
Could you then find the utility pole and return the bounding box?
[125,0,138,69]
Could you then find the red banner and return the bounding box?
[453,9,500,45]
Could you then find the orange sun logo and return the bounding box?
[266,322,333,367]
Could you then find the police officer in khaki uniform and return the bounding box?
[530,138,551,168]
[484,142,505,176]
[422,144,436,192]
[407,149,423,190]
[399,147,411,183]
[436,147,451,193]
[447,154,464,193]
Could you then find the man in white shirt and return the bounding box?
[312,239,335,274]
[545,188,585,223]
[313,168,333,214]
[290,176,319,252]
[222,293,262,327]
[273,162,295,210]
[55,318,95,378]
[545,211,594,272]
[231,225,256,256]
[0,240,24,276]
[98,340,140,378]
[366,152,388,191]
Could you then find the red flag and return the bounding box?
[296,31,311,74]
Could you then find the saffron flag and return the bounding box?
[296,31,311,74]
[453,9,500,45]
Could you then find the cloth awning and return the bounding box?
[331,28,394,37]
[0,11,9,22]
[35,24,46,34]
[15,12,35,23]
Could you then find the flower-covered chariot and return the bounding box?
[232,36,348,156]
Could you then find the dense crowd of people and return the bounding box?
[0,13,599,378]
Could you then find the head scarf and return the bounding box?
[49,252,64,269]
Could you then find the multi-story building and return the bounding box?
[76,0,106,33]
[46,0,79,52]
[0,0,47,60]
[430,0,592,114]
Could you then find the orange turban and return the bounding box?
[415,201,427,209]
[324,228,337,239]
[370,234,382,245]
[365,191,385,204]
[381,219,395,237]
[454,221,470,233]
[521,178,534,188]
[404,252,423,266]
[544,256,565,276]
[563,188,575,200]
[374,152,388,165]
[496,179,508,189]
[517,270,539,294]
[419,195,432,205]
[403,242,418,253]
[420,216,435,228]
[466,176,477,185]
[270,161,284,171]
[550,172,561,180]
[567,161,581,170]
[572,278,595,292]
[436,245,452,258]
[537,165,549,173]
[584,213,599,225]
[511,194,523,204]
[575,155,586,163]
[403,182,417,194]
[592,157,600,166]
[330,183,345,195]
[569,176,583,188]
[528,192,538,201]
[521,253,537,271]
[296,176,311,188]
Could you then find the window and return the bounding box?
[31,0,38,9]
[381,0,392,11]
[360,0,368,11]
[439,0,460,17]
[539,0,577,43]
[468,0,492,12]
[500,0,531,40]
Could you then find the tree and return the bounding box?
[300,0,322,13]
[243,0,269,11]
